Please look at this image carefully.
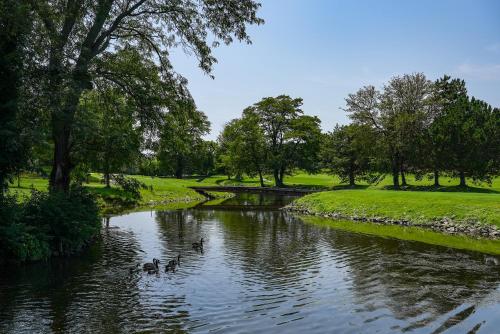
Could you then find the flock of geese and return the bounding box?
[137,238,204,275]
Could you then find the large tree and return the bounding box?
[440,96,497,186]
[27,0,263,192]
[217,111,267,186]
[345,73,432,188]
[157,105,210,179]
[321,124,377,186]
[426,75,468,186]
[73,88,142,187]
[0,1,31,194]
[248,95,322,186]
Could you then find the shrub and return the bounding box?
[0,186,101,262]
[0,194,50,262]
[112,174,148,199]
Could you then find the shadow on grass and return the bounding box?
[381,184,500,194]
[331,184,370,190]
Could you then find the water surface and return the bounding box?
[1,194,499,333]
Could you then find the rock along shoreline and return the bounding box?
[283,204,500,240]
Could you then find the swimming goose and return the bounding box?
[192,238,204,250]
[143,258,160,272]
[168,254,181,267]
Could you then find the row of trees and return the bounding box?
[13,74,499,189]
[328,73,499,188]
[217,74,499,188]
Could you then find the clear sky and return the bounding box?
[170,0,500,139]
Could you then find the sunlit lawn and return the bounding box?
[293,189,500,227]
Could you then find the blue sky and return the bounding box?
[170,0,500,139]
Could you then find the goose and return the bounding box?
[143,258,160,272]
[192,238,204,250]
[168,254,181,267]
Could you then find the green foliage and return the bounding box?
[73,87,142,187]
[219,95,323,187]
[0,187,100,262]
[157,104,211,178]
[217,112,267,184]
[343,73,498,188]
[0,0,31,192]
[112,174,148,200]
[321,124,379,185]
[0,194,50,262]
[24,0,262,191]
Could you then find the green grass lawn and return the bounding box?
[208,172,500,193]
[292,189,500,227]
[8,173,500,223]
[302,215,500,255]
[8,174,229,205]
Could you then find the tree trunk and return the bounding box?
[48,72,87,192]
[277,167,285,187]
[459,171,466,187]
[49,129,73,193]
[400,168,407,186]
[258,169,265,187]
[273,169,281,187]
[433,169,440,187]
[348,170,355,187]
[391,156,400,189]
[348,159,356,187]
[175,156,183,179]
[104,172,111,188]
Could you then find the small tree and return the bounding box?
[321,124,377,186]
[73,88,141,187]
[157,105,210,179]
[217,112,267,186]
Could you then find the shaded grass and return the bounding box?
[301,215,500,255]
[292,189,500,227]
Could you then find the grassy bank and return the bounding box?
[8,174,233,212]
[301,216,500,255]
[288,190,500,230]
[9,173,500,217]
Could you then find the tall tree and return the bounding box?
[248,95,322,186]
[73,88,141,187]
[27,0,263,192]
[345,73,431,188]
[380,73,432,186]
[321,124,377,186]
[427,75,468,186]
[157,105,210,179]
[440,97,497,186]
[0,0,31,194]
[217,111,267,186]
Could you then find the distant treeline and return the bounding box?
[10,74,500,189]
[217,73,499,188]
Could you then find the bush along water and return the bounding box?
[97,174,150,209]
[0,186,101,263]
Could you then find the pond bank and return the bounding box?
[285,190,500,239]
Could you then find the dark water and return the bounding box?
[1,194,499,333]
